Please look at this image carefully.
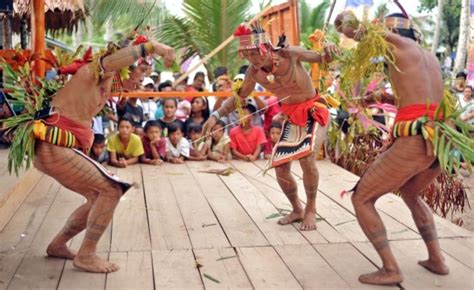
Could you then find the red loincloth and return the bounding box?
[280,95,329,127]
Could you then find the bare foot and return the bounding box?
[300,210,317,231]
[277,210,304,225]
[73,254,120,273]
[46,243,77,260]
[359,268,403,285]
[418,259,450,275]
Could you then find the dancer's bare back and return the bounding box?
[385,33,443,107]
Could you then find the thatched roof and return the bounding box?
[12,0,86,34]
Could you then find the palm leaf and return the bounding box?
[156,0,251,76]
[85,0,157,29]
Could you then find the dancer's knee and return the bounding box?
[351,188,376,208]
[100,183,123,200]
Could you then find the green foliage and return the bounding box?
[299,0,331,49]
[418,0,461,51]
[157,0,252,78]
[0,61,62,175]
[85,0,158,30]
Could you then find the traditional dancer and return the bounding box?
[203,23,339,231]
[4,39,175,273]
[334,11,460,285]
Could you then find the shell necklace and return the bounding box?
[261,53,279,83]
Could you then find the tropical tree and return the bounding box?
[431,0,444,54]
[299,0,331,49]
[157,0,252,79]
[374,2,389,19]
[419,0,461,53]
[453,0,470,74]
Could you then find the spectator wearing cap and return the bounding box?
[141,77,158,122]
[150,71,161,90]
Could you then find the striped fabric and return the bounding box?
[391,119,424,139]
[33,120,77,148]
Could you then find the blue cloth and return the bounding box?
[345,0,373,7]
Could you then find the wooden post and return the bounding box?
[289,0,299,45]
[32,0,45,78]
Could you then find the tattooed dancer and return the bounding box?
[23,40,174,273]
[203,22,339,231]
[335,11,450,285]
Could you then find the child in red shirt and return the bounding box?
[140,120,166,165]
[230,104,266,162]
[263,121,282,159]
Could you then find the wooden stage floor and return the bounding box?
[0,159,472,289]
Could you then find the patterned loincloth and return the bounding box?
[270,115,324,168]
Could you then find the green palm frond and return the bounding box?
[0,60,62,175]
[299,0,330,49]
[85,0,158,31]
[156,0,251,77]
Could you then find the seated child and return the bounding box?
[208,120,231,163]
[89,134,109,164]
[229,104,266,162]
[264,121,282,159]
[140,120,166,166]
[158,98,184,137]
[107,116,144,167]
[165,121,190,164]
[187,122,209,161]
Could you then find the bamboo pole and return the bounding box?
[172,5,274,88]
[111,91,274,99]
[32,0,45,78]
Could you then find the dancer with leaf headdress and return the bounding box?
[335,8,473,285]
[203,21,340,231]
[1,37,175,273]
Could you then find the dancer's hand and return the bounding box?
[203,115,218,138]
[152,41,176,68]
[323,43,341,57]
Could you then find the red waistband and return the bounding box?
[280,94,328,127]
[394,104,442,123]
[45,114,94,148]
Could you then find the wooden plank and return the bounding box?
[57,254,107,290]
[0,169,43,231]
[274,244,350,288]
[152,249,203,289]
[252,160,364,242]
[194,247,252,288]
[439,238,474,269]
[317,160,473,238]
[186,161,269,247]
[0,176,60,289]
[354,240,474,289]
[219,168,308,246]
[245,161,348,243]
[287,160,421,241]
[106,251,154,290]
[111,165,151,252]
[164,163,230,249]
[314,243,398,289]
[7,186,84,289]
[231,161,329,244]
[142,164,192,250]
[237,246,301,289]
